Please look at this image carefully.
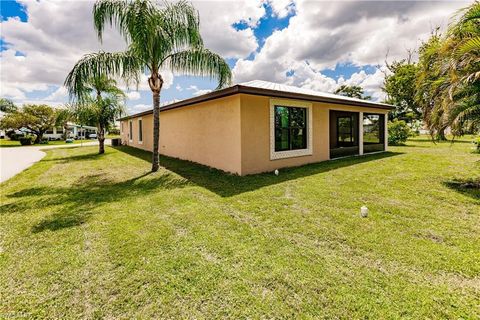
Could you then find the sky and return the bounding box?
[0,0,471,115]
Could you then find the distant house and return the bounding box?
[118,80,394,175]
[44,123,97,140]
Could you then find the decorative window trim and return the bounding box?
[270,98,313,160]
[138,117,143,144]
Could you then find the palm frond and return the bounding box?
[456,37,480,56]
[65,51,141,100]
[460,1,480,23]
[93,0,130,42]
[164,48,232,89]
[157,0,202,50]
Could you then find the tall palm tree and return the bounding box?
[416,2,480,137]
[445,1,480,134]
[65,0,231,171]
[72,75,125,154]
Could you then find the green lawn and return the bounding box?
[0,137,478,318]
[0,139,91,148]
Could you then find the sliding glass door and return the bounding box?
[329,111,359,158]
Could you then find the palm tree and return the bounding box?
[415,2,480,137]
[445,1,480,134]
[72,75,125,154]
[65,0,231,171]
[55,108,75,140]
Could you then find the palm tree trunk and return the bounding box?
[149,72,163,172]
[98,125,105,154]
[96,90,106,154]
[436,126,448,141]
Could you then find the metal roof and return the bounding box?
[118,80,393,121]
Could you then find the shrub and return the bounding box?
[108,128,120,135]
[388,119,411,145]
[19,135,35,146]
[39,138,49,145]
[7,131,23,141]
[473,137,480,153]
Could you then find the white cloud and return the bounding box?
[2,0,470,107]
[126,91,141,101]
[186,85,211,96]
[192,89,212,96]
[268,0,295,18]
[44,86,68,102]
[233,0,468,100]
[338,69,387,101]
[194,0,265,58]
[0,0,126,104]
[128,104,151,114]
[175,84,183,91]
[1,0,264,104]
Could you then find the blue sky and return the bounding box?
[0,0,468,114]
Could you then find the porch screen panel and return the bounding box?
[363,113,385,153]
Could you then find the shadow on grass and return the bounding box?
[115,146,403,198]
[2,146,402,232]
[42,151,109,163]
[2,171,190,233]
[408,138,472,144]
[444,178,480,202]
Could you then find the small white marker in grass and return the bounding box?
[274,169,279,176]
[360,206,369,218]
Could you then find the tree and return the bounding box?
[444,1,480,135]
[383,58,421,122]
[0,104,57,143]
[415,31,449,140]
[65,0,231,172]
[415,2,480,139]
[72,75,125,154]
[55,107,75,140]
[334,85,371,100]
[0,98,17,113]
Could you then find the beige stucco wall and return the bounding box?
[239,94,389,175]
[120,114,154,152]
[120,93,389,176]
[120,95,242,174]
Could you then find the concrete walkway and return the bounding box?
[0,140,110,183]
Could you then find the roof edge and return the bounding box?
[117,84,394,121]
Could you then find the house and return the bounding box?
[44,123,98,140]
[118,80,394,175]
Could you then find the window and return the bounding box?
[129,120,133,141]
[274,106,307,151]
[337,115,354,146]
[138,119,143,143]
[270,99,312,160]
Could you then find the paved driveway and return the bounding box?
[0,140,109,183]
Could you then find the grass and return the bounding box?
[0,139,91,148]
[0,136,479,318]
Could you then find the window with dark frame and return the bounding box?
[274,105,307,152]
[337,116,354,146]
[138,119,143,142]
